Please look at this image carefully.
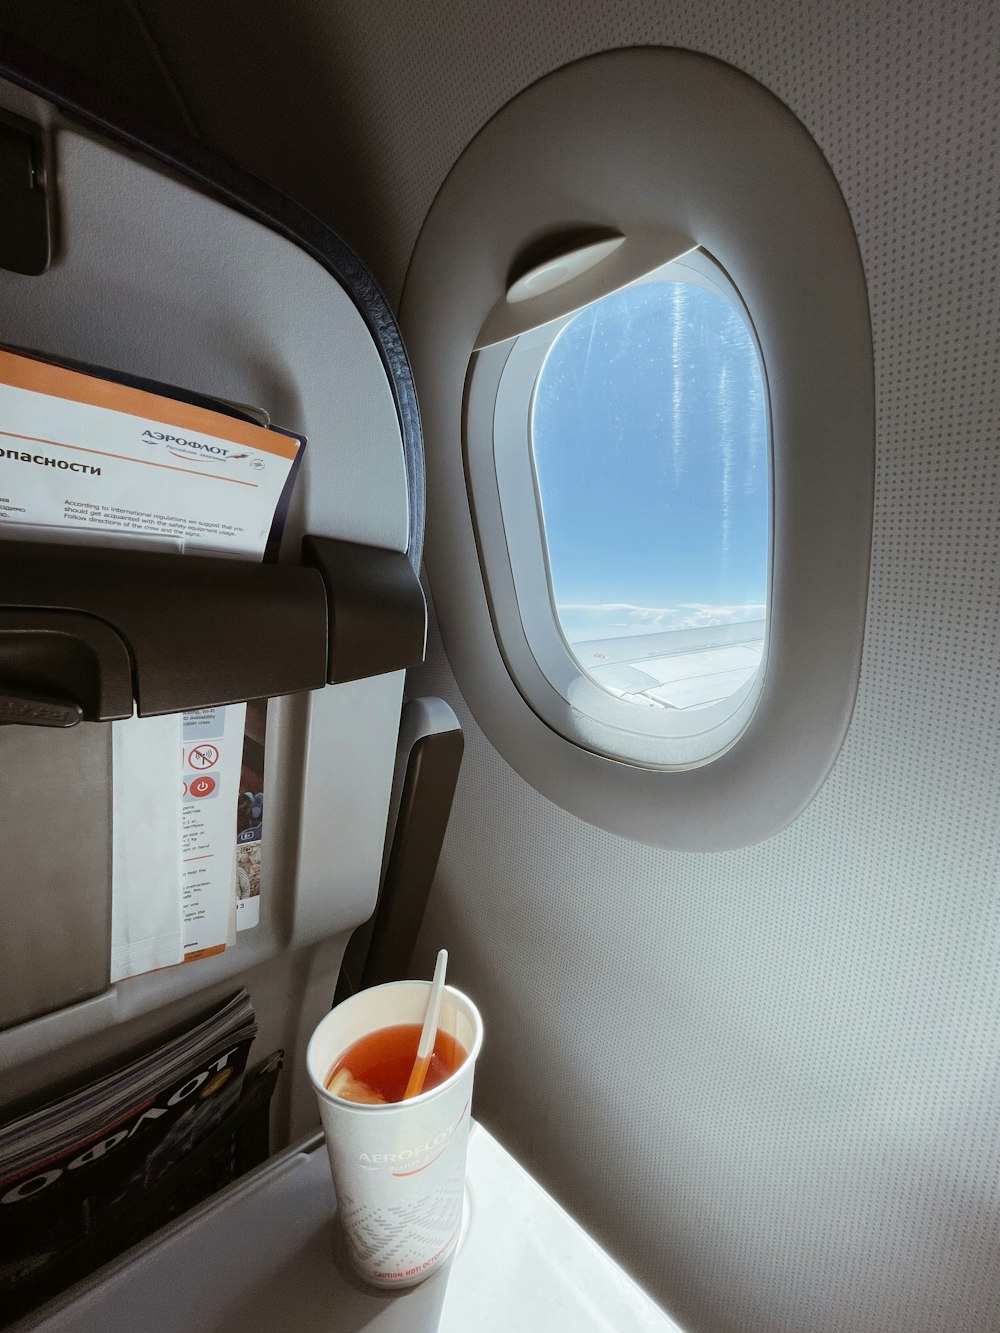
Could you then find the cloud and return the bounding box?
[556,601,766,643]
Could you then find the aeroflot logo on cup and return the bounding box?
[356,1102,469,1176]
[358,1128,455,1175]
[141,429,249,464]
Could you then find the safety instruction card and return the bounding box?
[0,347,305,977]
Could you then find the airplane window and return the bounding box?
[531,259,769,721]
[487,251,772,768]
[404,45,874,846]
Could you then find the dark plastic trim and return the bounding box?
[0,540,329,718]
[335,697,464,1001]
[0,609,133,721]
[0,106,50,275]
[0,536,427,722]
[302,535,426,684]
[359,706,464,988]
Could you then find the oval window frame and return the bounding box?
[401,48,874,851]
[480,247,773,769]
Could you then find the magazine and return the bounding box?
[0,990,270,1322]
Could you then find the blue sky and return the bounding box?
[531,279,769,644]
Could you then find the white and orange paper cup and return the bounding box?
[307,980,483,1289]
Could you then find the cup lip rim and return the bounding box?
[307,980,484,1111]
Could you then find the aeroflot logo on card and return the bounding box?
[141,429,250,464]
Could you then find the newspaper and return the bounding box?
[0,346,305,975]
[0,990,260,1321]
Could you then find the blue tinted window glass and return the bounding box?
[531,279,769,708]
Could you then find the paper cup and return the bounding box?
[307,980,483,1289]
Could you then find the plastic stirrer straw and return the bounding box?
[402,949,448,1100]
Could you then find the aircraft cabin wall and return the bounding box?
[6,4,999,1332]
